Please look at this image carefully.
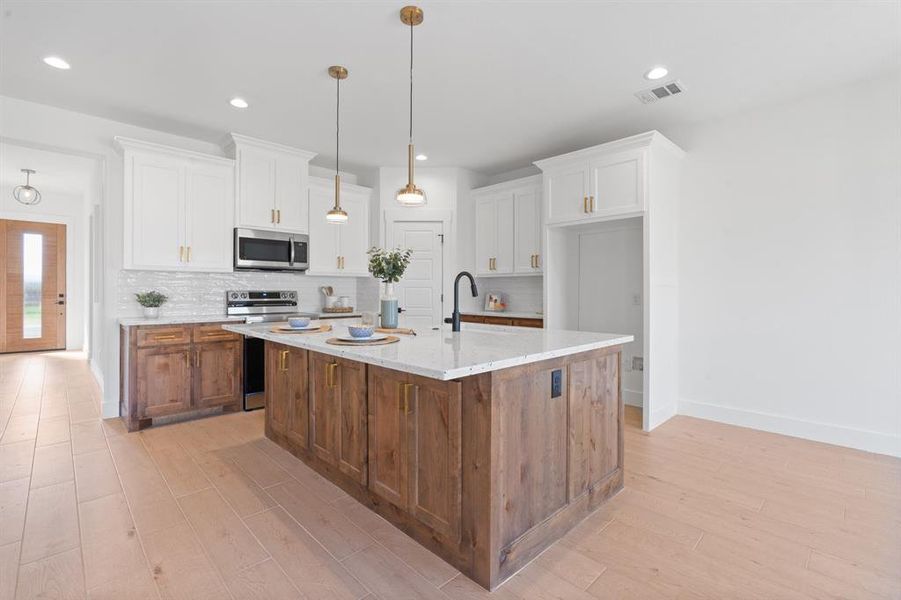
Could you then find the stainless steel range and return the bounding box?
[227,290,317,410]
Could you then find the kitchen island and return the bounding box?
[223,321,632,590]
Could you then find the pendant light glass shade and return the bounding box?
[13,169,41,206]
[327,65,349,224]
[396,6,426,207]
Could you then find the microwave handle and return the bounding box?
[288,235,295,266]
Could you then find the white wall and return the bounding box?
[670,73,901,456]
[0,185,89,351]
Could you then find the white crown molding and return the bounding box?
[113,136,234,166]
[225,132,317,161]
[533,130,685,171]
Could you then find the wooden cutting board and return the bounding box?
[326,336,400,346]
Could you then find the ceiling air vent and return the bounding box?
[634,79,687,104]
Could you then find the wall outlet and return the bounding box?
[551,369,562,398]
[631,356,644,371]
[632,293,642,306]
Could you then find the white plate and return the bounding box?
[336,333,388,342]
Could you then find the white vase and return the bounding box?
[380,282,398,329]
[143,306,160,319]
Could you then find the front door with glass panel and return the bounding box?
[0,219,66,353]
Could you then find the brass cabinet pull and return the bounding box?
[535,253,540,268]
[179,245,184,262]
[279,349,289,371]
[153,334,177,341]
[589,195,595,212]
[399,383,414,414]
[276,209,281,224]
[186,246,192,262]
[583,196,588,213]
[336,256,341,269]
[326,362,338,388]
[202,332,231,339]
[194,349,201,368]
[271,208,275,223]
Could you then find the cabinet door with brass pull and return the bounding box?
[309,353,367,482]
[265,342,309,449]
[193,339,242,409]
[587,151,644,216]
[135,345,193,418]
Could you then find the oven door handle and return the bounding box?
[288,235,295,266]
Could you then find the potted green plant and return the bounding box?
[135,291,168,319]
[367,247,412,328]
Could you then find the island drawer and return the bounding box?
[193,324,241,343]
[135,325,192,347]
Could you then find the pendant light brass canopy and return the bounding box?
[396,5,427,207]
[327,65,349,224]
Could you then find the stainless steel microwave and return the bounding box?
[234,228,309,272]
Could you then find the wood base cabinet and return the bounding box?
[263,341,624,591]
[120,323,242,431]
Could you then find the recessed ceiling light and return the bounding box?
[229,97,249,109]
[644,65,668,80]
[43,56,70,70]
[415,154,428,161]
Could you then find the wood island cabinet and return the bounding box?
[262,340,623,591]
[120,322,243,431]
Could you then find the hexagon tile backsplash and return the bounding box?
[118,270,367,318]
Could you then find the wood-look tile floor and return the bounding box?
[1,351,899,599]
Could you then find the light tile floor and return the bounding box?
[1,351,899,599]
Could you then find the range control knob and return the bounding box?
[240,292,248,299]
[229,292,239,300]
[288,292,297,299]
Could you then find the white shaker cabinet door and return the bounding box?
[307,186,340,274]
[513,186,541,273]
[236,147,277,230]
[587,150,644,216]
[274,155,308,233]
[494,194,515,274]
[545,162,590,224]
[184,163,235,272]
[338,190,370,275]
[475,196,498,275]
[129,153,185,269]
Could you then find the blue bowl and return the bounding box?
[348,326,374,338]
[288,317,311,329]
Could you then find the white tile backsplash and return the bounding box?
[118,270,361,318]
[461,276,543,314]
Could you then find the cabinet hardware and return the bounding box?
[276,209,281,224]
[194,349,201,368]
[327,362,338,388]
[400,383,414,414]
[337,256,341,269]
[179,245,184,262]
[153,334,177,341]
[583,196,588,213]
[535,254,540,268]
[202,332,230,339]
[279,349,289,371]
[530,254,536,268]
[271,208,275,224]
[589,195,595,212]
[186,246,192,262]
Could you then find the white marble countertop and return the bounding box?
[461,310,544,319]
[119,314,245,327]
[222,321,632,381]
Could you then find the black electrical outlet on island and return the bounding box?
[551,369,562,398]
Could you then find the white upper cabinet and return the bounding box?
[117,137,235,273]
[472,176,541,277]
[513,186,541,273]
[307,177,371,277]
[227,134,315,234]
[536,140,648,225]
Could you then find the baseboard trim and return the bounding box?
[89,359,103,393]
[623,388,642,408]
[679,398,901,458]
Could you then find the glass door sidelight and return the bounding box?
[0,219,67,353]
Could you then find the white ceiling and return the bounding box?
[0,1,897,174]
[0,142,97,196]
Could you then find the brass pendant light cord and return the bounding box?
[336,71,341,176]
[409,19,414,144]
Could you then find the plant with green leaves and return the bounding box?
[367,247,413,283]
[134,291,168,308]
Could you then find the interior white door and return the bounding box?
[184,163,234,271]
[274,155,307,233]
[391,221,444,331]
[475,197,497,275]
[546,162,590,224]
[130,153,184,269]
[513,186,541,273]
[307,187,339,273]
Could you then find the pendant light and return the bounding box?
[13,169,41,206]
[396,5,427,207]
[326,65,349,224]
